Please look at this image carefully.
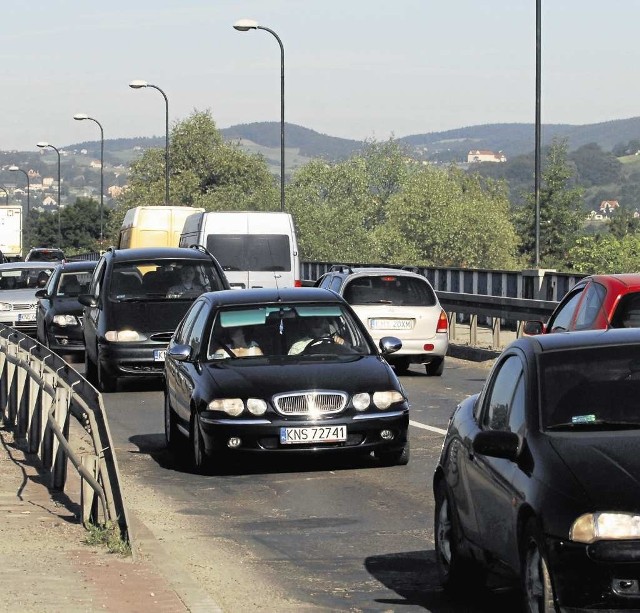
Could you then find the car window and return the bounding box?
[573,282,606,330]
[0,266,54,290]
[343,275,436,306]
[481,355,524,431]
[184,303,211,356]
[610,292,640,328]
[90,258,106,298]
[174,301,205,345]
[547,288,584,332]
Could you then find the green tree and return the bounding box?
[515,139,585,268]
[567,233,640,274]
[110,110,278,242]
[609,206,640,239]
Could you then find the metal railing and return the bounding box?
[0,325,130,543]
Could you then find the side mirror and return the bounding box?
[523,320,544,335]
[473,430,521,461]
[78,294,98,308]
[379,336,402,355]
[168,343,192,362]
[35,289,48,299]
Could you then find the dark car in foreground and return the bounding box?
[434,328,640,610]
[164,287,410,472]
[524,273,640,335]
[35,260,97,355]
[80,245,229,392]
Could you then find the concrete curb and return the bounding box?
[447,343,502,362]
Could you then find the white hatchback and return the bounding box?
[316,267,449,375]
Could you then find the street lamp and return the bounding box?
[0,185,8,206]
[37,142,62,248]
[534,0,541,268]
[9,165,30,248]
[74,113,104,243]
[129,80,170,206]
[234,18,285,212]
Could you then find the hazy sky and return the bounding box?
[3,1,640,151]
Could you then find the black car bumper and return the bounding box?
[547,536,640,609]
[98,342,168,379]
[197,409,409,456]
[48,325,86,354]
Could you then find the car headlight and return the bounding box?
[247,398,267,416]
[0,302,12,312]
[571,512,640,543]
[104,330,147,342]
[208,398,244,416]
[352,393,371,411]
[372,390,404,410]
[53,315,80,327]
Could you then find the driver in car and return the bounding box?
[288,317,345,355]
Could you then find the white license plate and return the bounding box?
[154,350,167,361]
[280,425,347,445]
[18,313,36,322]
[370,318,413,330]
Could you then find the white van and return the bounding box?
[179,211,301,289]
[118,206,204,249]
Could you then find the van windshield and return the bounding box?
[207,235,291,272]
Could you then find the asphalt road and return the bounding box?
[97,357,525,612]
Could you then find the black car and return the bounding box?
[25,247,66,263]
[164,287,410,472]
[35,260,97,355]
[433,327,640,610]
[80,245,229,393]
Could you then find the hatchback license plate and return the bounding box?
[370,318,413,330]
[280,425,347,445]
[154,350,167,361]
[18,313,36,322]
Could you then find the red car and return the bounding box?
[524,273,640,334]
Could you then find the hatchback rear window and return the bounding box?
[343,276,436,307]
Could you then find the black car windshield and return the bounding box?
[541,345,640,430]
[0,266,54,290]
[109,260,224,301]
[206,303,374,360]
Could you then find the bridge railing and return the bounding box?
[0,325,130,544]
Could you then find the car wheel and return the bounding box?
[374,438,410,466]
[425,357,445,376]
[84,350,98,385]
[190,412,209,473]
[98,362,117,393]
[434,479,483,592]
[391,357,410,375]
[164,393,182,450]
[522,519,557,613]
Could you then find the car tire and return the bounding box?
[374,438,410,466]
[84,350,98,385]
[190,412,209,473]
[521,519,557,613]
[164,393,183,450]
[434,479,484,592]
[391,357,410,375]
[98,361,117,393]
[425,357,445,376]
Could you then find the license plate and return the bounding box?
[280,425,347,445]
[370,318,413,330]
[18,313,36,322]
[154,349,167,361]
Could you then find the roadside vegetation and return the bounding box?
[19,110,640,274]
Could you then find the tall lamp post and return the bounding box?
[534,0,541,268]
[9,166,30,249]
[0,185,8,206]
[129,80,170,205]
[37,142,62,248]
[234,18,285,212]
[74,113,104,243]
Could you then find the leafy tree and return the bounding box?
[110,110,278,241]
[608,206,640,238]
[570,143,622,187]
[515,139,584,268]
[567,233,640,274]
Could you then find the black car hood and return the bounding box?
[549,433,640,510]
[108,299,191,332]
[201,356,400,397]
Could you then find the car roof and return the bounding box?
[330,267,428,281]
[510,327,640,355]
[0,261,57,270]
[106,246,215,262]
[57,260,98,272]
[584,273,640,291]
[202,287,345,307]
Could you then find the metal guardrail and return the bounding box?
[0,325,130,544]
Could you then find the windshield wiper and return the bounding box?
[547,419,640,431]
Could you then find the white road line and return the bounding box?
[410,420,447,435]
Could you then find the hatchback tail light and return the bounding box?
[437,309,449,333]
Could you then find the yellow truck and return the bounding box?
[118,206,204,249]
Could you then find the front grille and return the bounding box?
[273,390,348,416]
[12,303,37,311]
[150,332,173,343]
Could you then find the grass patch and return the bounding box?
[84,520,131,556]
